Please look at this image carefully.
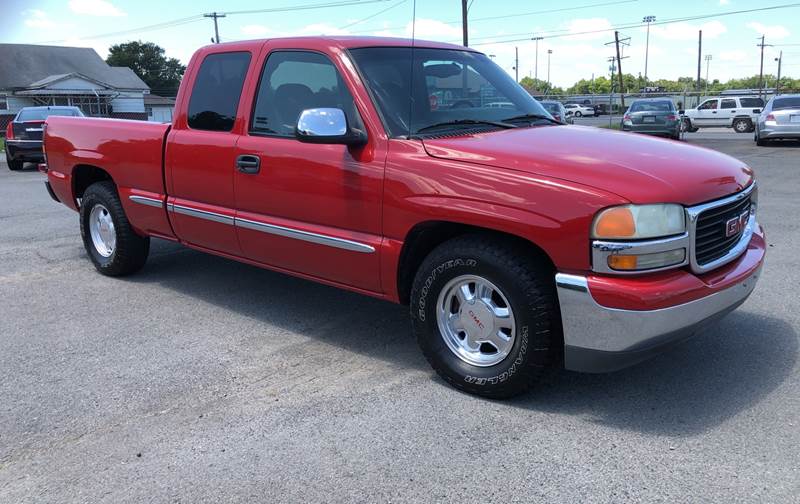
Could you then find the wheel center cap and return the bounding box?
[460,301,493,340]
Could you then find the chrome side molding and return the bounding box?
[128,195,164,208]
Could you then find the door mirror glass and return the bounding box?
[678,109,685,115]
[296,108,366,146]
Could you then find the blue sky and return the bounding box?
[2,0,798,87]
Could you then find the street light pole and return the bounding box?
[514,46,519,83]
[531,36,543,81]
[775,51,783,95]
[642,15,656,84]
[547,49,553,90]
[704,54,712,94]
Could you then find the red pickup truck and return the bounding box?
[43,37,764,398]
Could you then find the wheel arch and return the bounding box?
[395,220,557,305]
[72,164,114,202]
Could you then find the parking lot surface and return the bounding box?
[1,137,798,503]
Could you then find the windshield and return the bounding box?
[349,47,551,137]
[17,108,82,121]
[629,100,674,113]
[773,97,800,110]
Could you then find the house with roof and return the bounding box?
[0,44,150,131]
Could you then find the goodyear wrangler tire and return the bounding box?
[410,236,559,398]
[80,181,150,276]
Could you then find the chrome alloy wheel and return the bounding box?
[89,204,116,258]
[436,275,516,367]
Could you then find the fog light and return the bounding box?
[608,249,686,271]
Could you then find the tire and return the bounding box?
[756,135,769,147]
[733,118,751,133]
[410,236,559,398]
[5,151,23,171]
[671,130,681,140]
[575,111,582,118]
[681,118,698,133]
[80,181,149,276]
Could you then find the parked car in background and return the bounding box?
[621,98,681,140]
[755,94,800,146]
[5,106,84,171]
[681,96,764,134]
[540,100,574,124]
[564,103,595,117]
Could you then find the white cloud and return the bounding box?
[24,9,57,29]
[650,20,726,40]
[719,50,746,62]
[298,23,351,36]
[746,22,790,39]
[240,25,272,37]
[68,0,126,17]
[719,0,729,5]
[404,18,462,40]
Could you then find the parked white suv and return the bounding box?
[564,103,595,117]
[681,96,765,133]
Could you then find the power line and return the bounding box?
[347,0,637,34]
[219,0,391,16]
[467,2,800,46]
[339,0,409,30]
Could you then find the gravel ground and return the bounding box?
[1,136,798,503]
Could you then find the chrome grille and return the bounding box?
[687,184,757,274]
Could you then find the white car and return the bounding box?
[564,103,595,117]
[681,96,765,133]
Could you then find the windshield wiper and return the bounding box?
[501,113,561,125]
[414,119,517,135]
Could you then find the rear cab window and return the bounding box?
[187,52,252,131]
[17,108,82,121]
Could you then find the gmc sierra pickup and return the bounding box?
[43,37,765,398]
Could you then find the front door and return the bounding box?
[166,50,253,255]
[694,98,719,126]
[233,47,386,292]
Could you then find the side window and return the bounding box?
[250,51,361,137]
[0,95,8,111]
[698,100,718,110]
[187,52,251,132]
[721,99,737,109]
[739,97,764,108]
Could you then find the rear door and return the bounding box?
[165,50,254,255]
[719,98,738,126]
[232,44,386,292]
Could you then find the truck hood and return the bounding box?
[421,125,753,205]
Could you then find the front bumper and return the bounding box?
[556,225,765,373]
[5,139,44,161]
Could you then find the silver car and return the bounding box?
[755,94,800,146]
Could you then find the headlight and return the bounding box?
[592,204,685,240]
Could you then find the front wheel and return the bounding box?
[410,236,559,398]
[80,181,149,276]
[574,111,582,118]
[733,118,752,133]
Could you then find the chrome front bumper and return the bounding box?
[555,261,762,373]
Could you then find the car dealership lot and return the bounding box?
[1,138,798,503]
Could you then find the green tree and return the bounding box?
[106,41,185,95]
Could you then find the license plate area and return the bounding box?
[790,115,800,123]
[643,116,656,123]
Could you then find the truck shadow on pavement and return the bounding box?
[132,241,797,438]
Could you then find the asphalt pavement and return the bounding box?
[1,136,798,503]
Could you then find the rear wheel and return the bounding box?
[681,118,698,133]
[80,181,149,276]
[733,118,752,133]
[410,236,559,398]
[5,151,23,171]
[574,111,583,117]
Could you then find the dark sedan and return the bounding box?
[621,98,681,140]
[5,106,84,170]
[539,100,574,124]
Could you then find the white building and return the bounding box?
[0,43,150,132]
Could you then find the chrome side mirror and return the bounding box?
[295,108,366,146]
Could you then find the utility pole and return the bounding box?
[614,31,626,108]
[532,36,543,81]
[775,51,783,95]
[514,46,519,83]
[461,0,469,47]
[547,49,553,91]
[642,15,656,84]
[204,12,226,44]
[696,30,702,91]
[757,35,771,98]
[705,54,712,94]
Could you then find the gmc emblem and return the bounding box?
[725,211,750,237]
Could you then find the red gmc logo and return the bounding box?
[725,211,750,237]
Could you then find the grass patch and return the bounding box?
[0,137,4,152]
[598,122,622,130]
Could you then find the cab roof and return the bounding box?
[201,36,478,54]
